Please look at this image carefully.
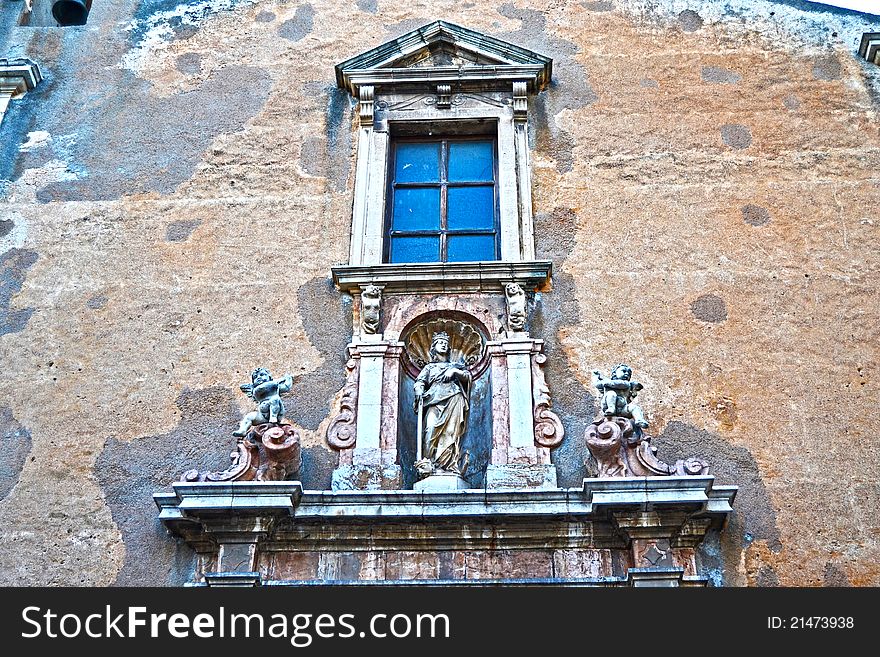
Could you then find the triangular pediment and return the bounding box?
[335,21,552,93]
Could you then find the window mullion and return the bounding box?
[440,139,449,261]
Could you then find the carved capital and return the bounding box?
[358,85,375,127]
[326,358,359,450]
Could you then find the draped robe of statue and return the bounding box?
[414,360,472,473]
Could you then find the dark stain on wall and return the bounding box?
[701,66,741,84]
[783,94,801,110]
[255,10,276,22]
[165,219,202,242]
[498,3,596,175]
[35,65,270,202]
[285,276,352,431]
[95,386,241,585]
[0,406,32,501]
[756,564,780,587]
[0,219,13,237]
[691,294,728,323]
[742,204,771,226]
[86,293,108,310]
[532,208,597,487]
[299,82,353,193]
[720,124,753,150]
[0,248,38,336]
[652,420,782,585]
[356,0,378,14]
[175,52,202,75]
[812,55,843,81]
[278,4,315,43]
[581,1,613,11]
[677,9,704,32]
[823,561,850,586]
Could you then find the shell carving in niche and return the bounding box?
[403,317,487,379]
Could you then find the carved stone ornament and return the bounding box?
[182,423,302,483]
[585,416,710,478]
[532,353,564,448]
[361,284,382,334]
[402,317,487,380]
[504,282,527,332]
[326,358,359,450]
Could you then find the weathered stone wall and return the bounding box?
[1,0,878,586]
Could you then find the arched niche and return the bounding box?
[397,312,493,489]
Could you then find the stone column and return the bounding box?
[485,336,561,489]
[329,341,403,490]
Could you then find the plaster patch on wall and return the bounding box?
[655,420,782,585]
[0,248,38,336]
[121,0,259,73]
[0,407,32,501]
[499,3,596,174]
[35,66,270,201]
[19,131,51,152]
[618,0,880,52]
[95,386,241,585]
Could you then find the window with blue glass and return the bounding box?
[385,138,498,263]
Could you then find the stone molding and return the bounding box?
[332,261,552,294]
[154,477,734,586]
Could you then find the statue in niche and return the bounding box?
[592,364,648,429]
[361,284,382,334]
[413,332,472,477]
[504,282,527,332]
[234,367,294,437]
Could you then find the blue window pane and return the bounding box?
[392,188,440,231]
[395,143,440,183]
[447,235,496,262]
[448,141,494,181]
[390,236,440,263]
[448,187,495,230]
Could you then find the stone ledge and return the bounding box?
[331,261,552,294]
[155,476,734,526]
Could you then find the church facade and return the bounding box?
[1,1,879,587]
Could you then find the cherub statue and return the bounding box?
[591,364,648,429]
[233,368,294,437]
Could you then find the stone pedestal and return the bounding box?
[413,472,470,491]
[485,463,557,489]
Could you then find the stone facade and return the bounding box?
[1,0,879,586]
